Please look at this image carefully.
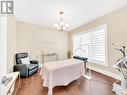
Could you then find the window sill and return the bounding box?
[88,60,108,67]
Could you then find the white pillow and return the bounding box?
[20,58,30,64]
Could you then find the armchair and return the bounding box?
[14,52,39,77]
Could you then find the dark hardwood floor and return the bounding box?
[14,71,116,95]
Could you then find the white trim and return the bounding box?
[72,24,107,36]
[87,65,121,80]
[105,24,109,67]
[88,60,108,67]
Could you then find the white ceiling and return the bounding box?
[15,0,127,31]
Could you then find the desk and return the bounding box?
[0,72,20,95]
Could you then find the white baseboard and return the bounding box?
[88,66,121,80]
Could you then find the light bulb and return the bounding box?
[65,24,69,28]
[54,24,58,27]
[56,26,60,30]
[63,26,66,30]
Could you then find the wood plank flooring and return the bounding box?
[13,71,116,95]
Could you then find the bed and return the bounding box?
[39,58,87,95]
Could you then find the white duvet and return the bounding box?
[40,58,85,95]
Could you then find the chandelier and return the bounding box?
[54,11,69,31]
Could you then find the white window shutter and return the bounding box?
[73,25,107,65]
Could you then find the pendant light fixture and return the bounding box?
[54,11,69,31]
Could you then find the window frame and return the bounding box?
[72,24,108,66]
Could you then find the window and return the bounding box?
[73,25,108,66]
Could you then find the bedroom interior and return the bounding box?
[1,0,127,95]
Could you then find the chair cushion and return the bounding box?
[73,56,88,62]
[16,52,28,59]
[30,60,38,64]
[20,58,30,64]
[28,64,38,70]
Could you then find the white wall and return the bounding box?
[0,16,16,77]
[0,17,7,78]
[7,17,16,73]
[69,6,127,75]
[16,21,69,61]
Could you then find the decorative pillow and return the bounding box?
[20,58,30,64]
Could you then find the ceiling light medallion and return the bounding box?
[54,11,69,31]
